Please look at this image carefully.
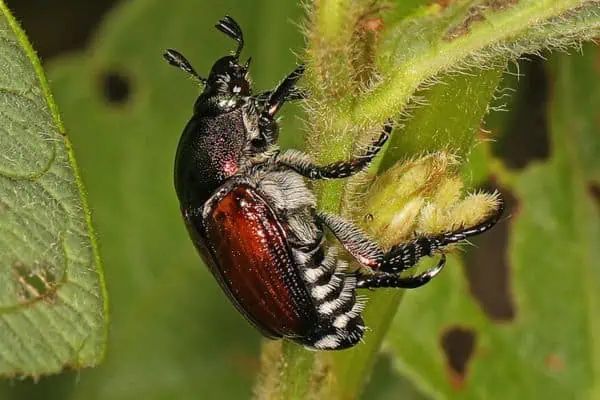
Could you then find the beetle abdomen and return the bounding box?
[204,184,319,337]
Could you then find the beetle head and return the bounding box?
[166,17,281,205]
[206,55,251,96]
[192,55,253,115]
[167,52,264,205]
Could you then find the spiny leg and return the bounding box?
[255,88,305,112]
[356,254,446,289]
[215,16,244,58]
[263,64,305,117]
[379,200,504,273]
[254,65,305,145]
[319,198,503,275]
[163,49,207,84]
[278,120,393,180]
[317,212,383,268]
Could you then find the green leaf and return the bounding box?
[354,0,600,126]
[550,43,600,184]
[385,43,600,398]
[0,1,107,376]
[362,353,429,400]
[378,67,504,170]
[1,0,305,399]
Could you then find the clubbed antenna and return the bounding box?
[215,15,244,59]
[163,49,207,84]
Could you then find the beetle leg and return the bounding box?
[378,202,503,273]
[319,210,438,273]
[276,121,392,180]
[319,200,503,275]
[262,64,306,118]
[257,87,306,106]
[283,88,307,101]
[317,212,383,268]
[354,254,446,289]
[317,210,438,273]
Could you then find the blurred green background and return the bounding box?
[2,1,599,399]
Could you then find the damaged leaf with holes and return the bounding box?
[0,0,599,399]
[13,261,59,302]
[385,40,600,400]
[0,1,107,377]
[101,71,132,106]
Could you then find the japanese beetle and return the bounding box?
[163,16,503,350]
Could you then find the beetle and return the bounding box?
[163,16,503,350]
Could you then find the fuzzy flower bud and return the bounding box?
[360,152,501,250]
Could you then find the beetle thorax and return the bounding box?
[175,108,249,205]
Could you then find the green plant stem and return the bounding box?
[280,343,316,399]
[329,291,404,399]
[314,0,348,43]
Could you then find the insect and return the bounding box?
[164,16,503,350]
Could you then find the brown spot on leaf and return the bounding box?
[436,0,457,9]
[0,198,8,213]
[545,354,565,372]
[588,182,600,212]
[352,4,390,87]
[309,353,332,397]
[99,69,133,106]
[13,260,59,303]
[464,183,517,322]
[485,0,519,10]
[444,10,484,40]
[494,57,550,170]
[445,0,520,40]
[357,16,384,33]
[441,326,477,390]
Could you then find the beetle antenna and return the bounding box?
[163,49,207,84]
[215,16,244,59]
